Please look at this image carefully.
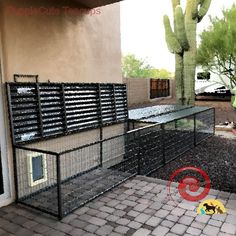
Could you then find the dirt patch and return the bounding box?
[150,136,236,193]
[196,100,235,124]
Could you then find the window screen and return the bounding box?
[197,72,211,80]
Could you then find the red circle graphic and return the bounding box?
[167,166,211,202]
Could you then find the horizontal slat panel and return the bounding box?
[7,82,128,144]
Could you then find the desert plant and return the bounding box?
[122,54,172,79]
[164,0,211,105]
[197,4,236,106]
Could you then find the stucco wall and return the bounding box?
[126,78,176,107]
[0,0,123,205]
[126,78,150,106]
[0,0,122,83]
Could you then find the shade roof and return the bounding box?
[129,105,212,124]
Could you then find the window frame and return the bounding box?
[150,79,170,99]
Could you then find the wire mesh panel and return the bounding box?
[59,135,135,216]
[138,125,163,175]
[15,148,58,217]
[10,104,215,219]
[61,167,131,216]
[59,142,101,216]
[164,116,195,163]
[195,108,215,144]
[108,132,139,174]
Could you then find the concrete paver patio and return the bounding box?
[0,176,235,236]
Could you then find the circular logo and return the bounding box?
[197,199,226,215]
[167,166,211,202]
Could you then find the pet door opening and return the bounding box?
[27,153,47,187]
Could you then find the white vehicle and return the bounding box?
[195,68,231,96]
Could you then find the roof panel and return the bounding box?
[128,105,192,121]
[139,107,212,124]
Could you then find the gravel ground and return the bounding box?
[150,136,236,193]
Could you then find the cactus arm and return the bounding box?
[175,6,189,50]
[188,0,199,20]
[197,0,212,22]
[172,0,180,8]
[163,15,183,54]
[172,0,180,14]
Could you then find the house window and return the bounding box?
[150,79,170,99]
[197,72,211,80]
[27,153,47,187]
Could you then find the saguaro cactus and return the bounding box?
[164,0,211,105]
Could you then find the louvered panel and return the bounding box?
[39,84,65,137]
[7,82,128,144]
[100,84,116,124]
[114,84,128,121]
[8,84,40,143]
[64,84,100,132]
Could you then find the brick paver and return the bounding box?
[0,176,235,236]
[203,225,220,236]
[221,222,236,234]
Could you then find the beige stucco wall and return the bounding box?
[0,0,122,83]
[0,0,123,205]
[126,78,176,107]
[126,78,150,106]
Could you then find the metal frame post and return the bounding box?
[113,84,118,123]
[97,84,103,167]
[99,127,103,167]
[6,84,19,201]
[12,147,19,202]
[161,124,166,165]
[213,108,216,135]
[56,154,63,220]
[137,130,141,175]
[35,83,44,137]
[194,114,197,146]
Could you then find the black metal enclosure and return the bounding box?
[7,82,215,219]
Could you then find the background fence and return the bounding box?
[125,78,175,107]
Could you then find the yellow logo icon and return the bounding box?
[197,199,226,215]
